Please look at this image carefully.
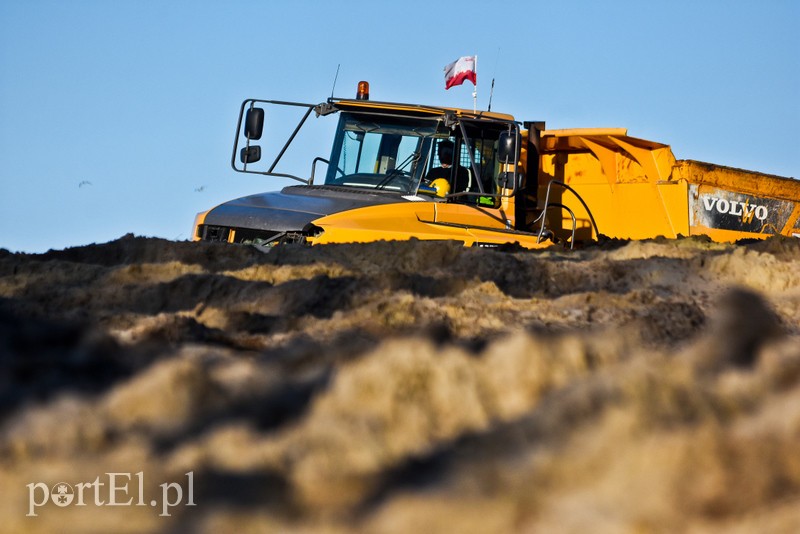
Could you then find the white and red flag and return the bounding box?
[444,56,477,89]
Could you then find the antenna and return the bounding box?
[330,64,341,99]
[487,47,500,112]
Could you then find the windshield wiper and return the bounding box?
[375,152,420,190]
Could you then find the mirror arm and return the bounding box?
[267,106,314,173]
[231,99,250,172]
[265,171,308,184]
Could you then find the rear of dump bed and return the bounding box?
[535,129,800,243]
[676,160,800,241]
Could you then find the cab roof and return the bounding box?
[330,98,517,122]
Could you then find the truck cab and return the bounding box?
[193,84,555,249]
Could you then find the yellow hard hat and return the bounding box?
[430,178,450,198]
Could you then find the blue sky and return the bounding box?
[1,1,798,253]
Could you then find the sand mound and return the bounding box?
[1,235,799,532]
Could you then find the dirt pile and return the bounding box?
[1,234,799,532]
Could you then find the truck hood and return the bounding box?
[203,185,411,232]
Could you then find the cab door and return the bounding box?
[431,131,515,231]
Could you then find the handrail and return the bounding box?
[309,157,330,185]
[537,203,577,249]
[535,180,599,248]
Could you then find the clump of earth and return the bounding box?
[1,234,799,533]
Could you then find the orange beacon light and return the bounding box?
[356,81,369,100]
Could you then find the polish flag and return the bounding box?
[444,56,477,90]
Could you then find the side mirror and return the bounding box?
[245,107,264,140]
[497,130,518,164]
[240,145,261,164]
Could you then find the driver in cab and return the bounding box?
[423,140,469,198]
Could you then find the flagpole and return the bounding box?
[473,55,478,113]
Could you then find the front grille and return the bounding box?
[197,225,306,247]
[198,225,230,242]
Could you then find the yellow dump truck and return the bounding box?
[193,82,799,249]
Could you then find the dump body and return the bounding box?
[536,129,799,242]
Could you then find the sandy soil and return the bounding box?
[1,234,799,533]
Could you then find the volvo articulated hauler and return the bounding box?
[193,82,800,250]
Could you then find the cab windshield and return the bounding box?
[324,113,448,194]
